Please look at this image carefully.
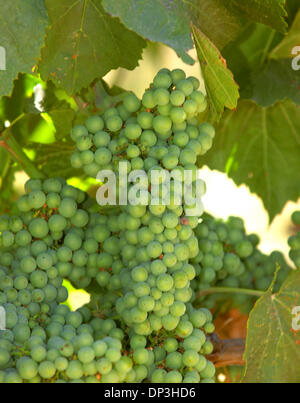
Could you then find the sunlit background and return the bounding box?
[12,42,300,309]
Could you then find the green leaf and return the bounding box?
[271,10,300,59]
[0,0,48,96]
[192,24,239,123]
[102,0,288,63]
[102,0,195,64]
[45,105,75,141]
[223,20,300,106]
[250,59,300,106]
[225,0,288,33]
[39,0,146,95]
[223,24,283,97]
[28,141,81,178]
[243,268,300,383]
[202,100,300,221]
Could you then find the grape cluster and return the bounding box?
[69,69,218,381]
[71,68,213,178]
[0,68,219,383]
[191,214,292,310]
[0,303,140,383]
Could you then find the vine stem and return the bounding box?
[0,114,45,179]
[197,287,266,298]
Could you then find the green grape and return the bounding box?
[71,125,88,142]
[123,93,141,113]
[30,270,48,288]
[15,230,32,247]
[78,346,95,364]
[142,90,156,109]
[147,241,163,259]
[28,191,46,209]
[176,79,194,96]
[31,345,47,363]
[164,370,182,383]
[153,71,172,89]
[95,147,112,166]
[123,124,142,141]
[106,115,123,132]
[77,135,93,152]
[20,256,37,274]
[137,112,153,129]
[127,144,140,159]
[153,116,172,135]
[170,107,187,124]
[17,357,38,380]
[28,218,49,239]
[154,88,170,106]
[171,69,186,84]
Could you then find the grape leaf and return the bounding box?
[271,10,300,59]
[223,20,300,106]
[0,0,48,97]
[46,105,75,141]
[222,24,283,98]
[224,0,288,34]
[192,24,239,123]
[102,0,194,64]
[39,0,146,95]
[243,269,300,383]
[28,141,81,178]
[250,59,300,106]
[102,0,288,64]
[201,100,300,221]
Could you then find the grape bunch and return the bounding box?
[191,214,292,311]
[0,68,219,384]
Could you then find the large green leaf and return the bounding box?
[103,0,194,64]
[243,269,300,383]
[0,0,48,96]
[225,0,287,33]
[250,59,300,106]
[39,0,146,95]
[223,24,283,98]
[202,100,300,221]
[28,141,81,178]
[192,24,239,123]
[102,0,288,63]
[271,10,300,59]
[223,17,300,106]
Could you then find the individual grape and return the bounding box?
[31,345,47,363]
[153,72,172,89]
[95,147,112,166]
[28,191,46,210]
[123,93,141,113]
[71,125,88,141]
[77,135,93,152]
[0,231,15,248]
[78,346,95,364]
[20,256,37,274]
[170,107,187,124]
[153,116,172,135]
[125,124,142,140]
[28,219,49,239]
[17,357,38,380]
[164,370,182,383]
[171,69,186,84]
